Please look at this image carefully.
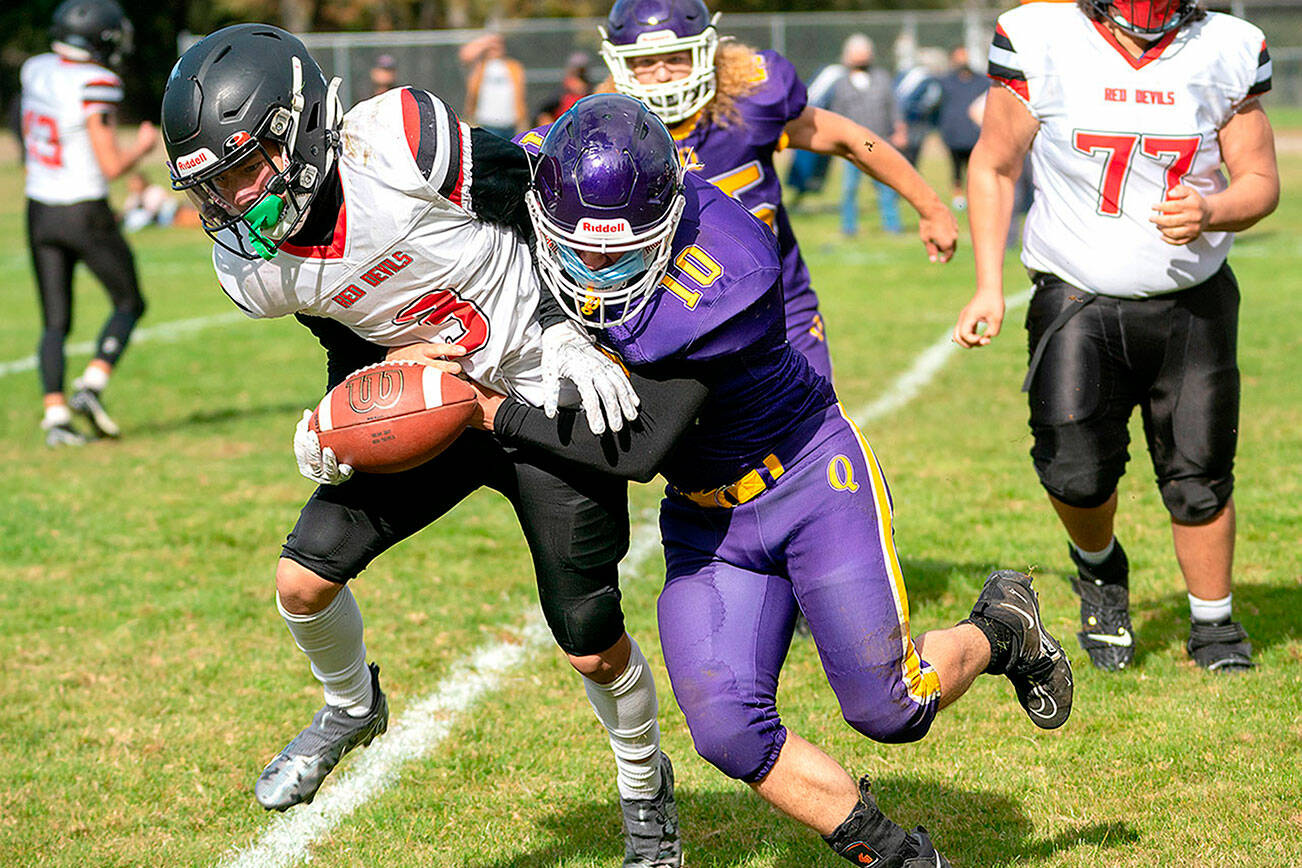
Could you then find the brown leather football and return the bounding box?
[309,361,476,473]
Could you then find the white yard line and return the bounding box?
[0,311,247,379]
[217,289,1033,867]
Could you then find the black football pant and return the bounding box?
[27,198,146,395]
[1024,265,1239,524]
[281,429,632,657]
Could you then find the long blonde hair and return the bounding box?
[700,40,763,129]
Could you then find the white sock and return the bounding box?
[80,365,110,392]
[276,585,373,716]
[1073,537,1116,566]
[1189,592,1233,624]
[583,637,662,800]
[43,404,72,427]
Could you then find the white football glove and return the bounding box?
[540,320,640,435]
[293,409,354,485]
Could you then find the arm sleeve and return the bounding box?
[467,126,535,239]
[493,364,709,483]
[533,279,570,330]
[294,313,388,390]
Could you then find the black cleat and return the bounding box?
[69,381,120,438]
[254,663,389,811]
[1187,619,1254,672]
[901,827,952,868]
[970,570,1074,729]
[1069,542,1134,672]
[620,752,681,867]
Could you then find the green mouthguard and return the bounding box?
[245,192,287,260]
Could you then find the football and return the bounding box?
[309,361,477,473]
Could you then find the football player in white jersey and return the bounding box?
[952,0,1278,673]
[162,26,682,865]
[21,0,158,446]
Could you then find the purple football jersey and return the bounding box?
[601,175,835,491]
[669,51,815,330]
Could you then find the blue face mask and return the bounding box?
[556,245,648,289]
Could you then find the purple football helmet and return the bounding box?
[600,0,721,124]
[526,93,686,328]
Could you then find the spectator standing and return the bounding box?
[784,60,845,206]
[462,32,527,138]
[369,53,398,98]
[936,45,987,209]
[556,51,593,116]
[829,34,908,237]
[21,0,155,446]
[893,46,946,167]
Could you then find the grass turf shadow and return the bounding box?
[466,774,1138,867]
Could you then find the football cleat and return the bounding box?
[1069,542,1134,672]
[42,422,86,448]
[1187,619,1254,672]
[969,570,1074,729]
[901,826,953,868]
[255,662,389,811]
[69,380,120,438]
[620,751,681,867]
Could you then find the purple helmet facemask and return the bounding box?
[600,0,721,124]
[526,93,686,328]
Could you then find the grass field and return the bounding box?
[0,122,1299,868]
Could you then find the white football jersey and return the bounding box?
[989,6,1271,298]
[20,52,123,205]
[214,87,568,408]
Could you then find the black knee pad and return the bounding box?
[281,500,386,585]
[1032,433,1123,509]
[1160,474,1233,524]
[544,582,626,657]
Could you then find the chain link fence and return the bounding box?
[182,2,1302,115]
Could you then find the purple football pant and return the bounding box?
[657,405,941,783]
[786,304,834,383]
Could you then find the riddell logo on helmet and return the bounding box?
[174,147,217,176]
[578,218,632,235]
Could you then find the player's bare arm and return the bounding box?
[783,105,957,263]
[1150,100,1279,244]
[85,112,157,181]
[953,83,1039,348]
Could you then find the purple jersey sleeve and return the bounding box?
[735,51,808,148]
[603,176,781,365]
[514,124,551,154]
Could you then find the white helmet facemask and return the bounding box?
[600,13,721,125]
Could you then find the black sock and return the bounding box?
[964,614,1018,675]
[823,778,910,865]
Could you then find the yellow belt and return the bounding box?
[673,454,786,509]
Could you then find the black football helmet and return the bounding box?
[161,24,343,260]
[51,0,133,68]
[1085,0,1200,38]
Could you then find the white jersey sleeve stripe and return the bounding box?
[988,23,1029,101]
[1248,41,1272,96]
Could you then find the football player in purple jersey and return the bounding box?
[470,94,1073,867]
[594,0,958,383]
